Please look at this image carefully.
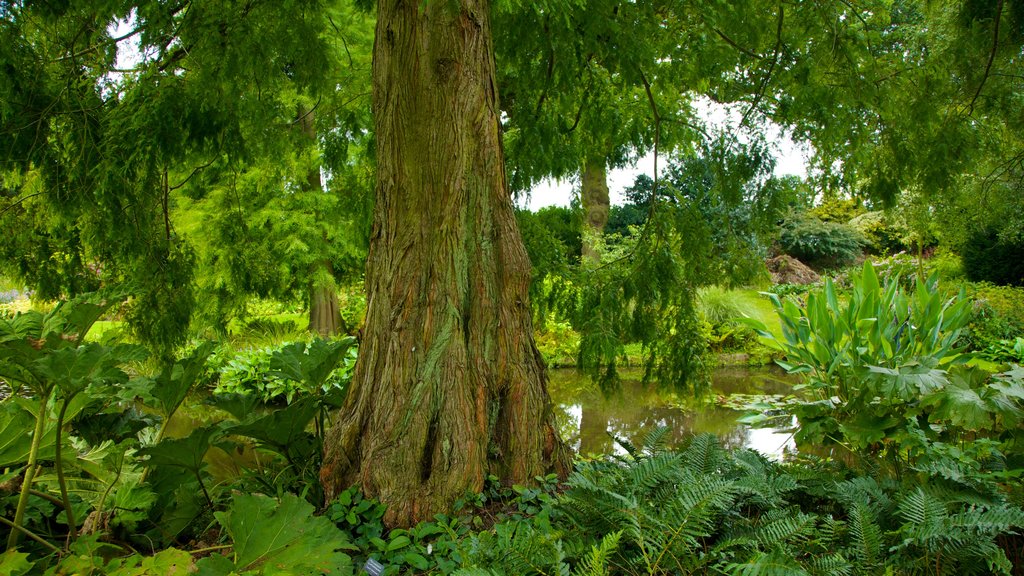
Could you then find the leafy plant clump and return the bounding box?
[211,338,357,404]
[778,212,867,269]
[742,262,1024,483]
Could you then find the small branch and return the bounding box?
[291,95,323,127]
[189,544,233,555]
[0,516,60,553]
[713,28,765,60]
[968,0,1003,115]
[168,158,217,191]
[29,489,65,509]
[0,192,44,218]
[741,3,785,126]
[639,69,661,222]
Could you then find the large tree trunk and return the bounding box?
[581,157,610,263]
[321,0,570,526]
[298,104,344,337]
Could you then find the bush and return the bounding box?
[962,227,1024,286]
[848,210,908,255]
[961,282,1024,354]
[778,212,867,269]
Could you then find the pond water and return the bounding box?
[548,366,800,460]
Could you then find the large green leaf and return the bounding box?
[269,337,354,391]
[0,399,57,468]
[34,343,145,398]
[144,342,215,417]
[137,425,220,473]
[210,493,355,575]
[225,398,318,458]
[40,288,129,346]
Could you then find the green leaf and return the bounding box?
[0,550,34,576]
[207,393,263,422]
[404,552,429,570]
[387,535,411,551]
[146,342,215,417]
[0,402,40,468]
[225,397,318,457]
[269,337,355,391]
[214,493,355,574]
[137,425,220,473]
[105,548,194,576]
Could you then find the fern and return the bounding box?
[723,550,813,576]
[641,425,671,456]
[571,531,621,576]
[846,502,883,572]
[682,433,727,475]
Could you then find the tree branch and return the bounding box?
[968,0,1003,115]
[713,28,765,60]
[741,3,784,126]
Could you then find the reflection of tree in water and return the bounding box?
[549,367,797,456]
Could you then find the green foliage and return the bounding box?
[962,227,1024,287]
[778,212,867,269]
[211,338,357,404]
[202,493,355,575]
[807,198,866,224]
[847,210,909,255]
[960,282,1024,359]
[533,319,581,367]
[743,263,1024,484]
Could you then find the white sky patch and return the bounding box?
[520,97,812,211]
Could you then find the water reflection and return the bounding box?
[548,366,799,459]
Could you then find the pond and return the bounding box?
[548,366,800,460]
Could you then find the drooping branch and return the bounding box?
[741,3,784,126]
[968,0,1004,115]
[639,69,661,222]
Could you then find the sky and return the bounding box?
[518,98,812,211]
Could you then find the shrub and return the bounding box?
[848,210,908,255]
[778,212,867,269]
[807,197,865,223]
[962,227,1024,286]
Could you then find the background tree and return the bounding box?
[0,0,374,348]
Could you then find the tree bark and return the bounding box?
[321,0,570,526]
[581,157,610,263]
[309,279,344,336]
[298,104,344,337]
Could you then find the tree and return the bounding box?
[0,1,373,347]
[320,0,570,526]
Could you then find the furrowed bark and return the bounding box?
[321,0,570,526]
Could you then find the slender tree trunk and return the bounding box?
[298,104,344,337]
[581,157,610,263]
[321,0,570,526]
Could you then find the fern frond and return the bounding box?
[847,502,883,571]
[571,531,622,576]
[682,433,725,475]
[626,452,684,494]
[897,487,948,539]
[723,550,813,576]
[641,426,671,456]
[804,553,853,576]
